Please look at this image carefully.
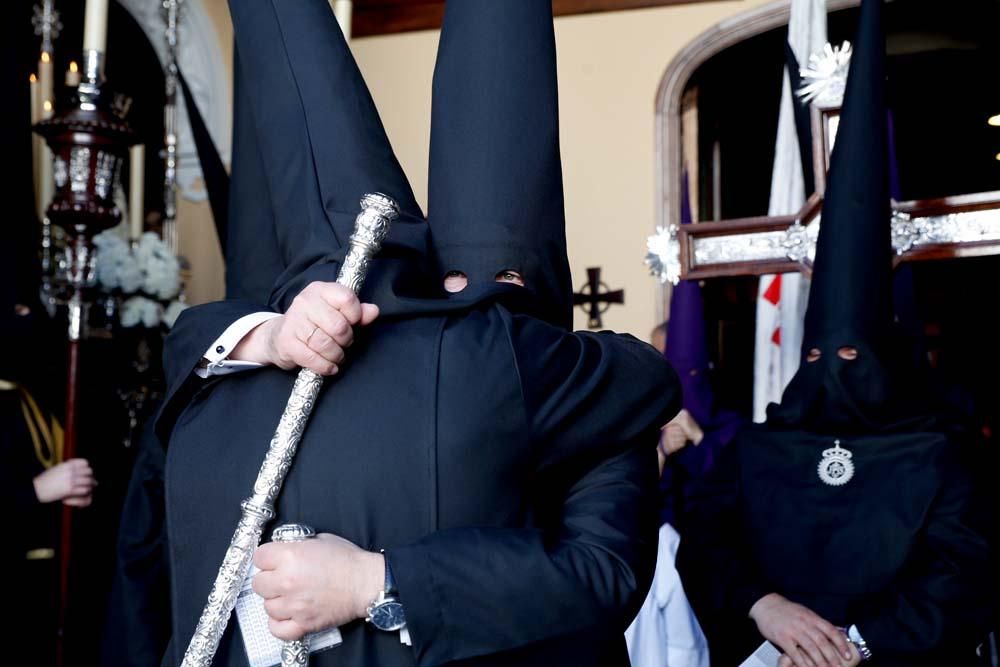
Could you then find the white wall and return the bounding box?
[351,0,775,337]
[191,0,777,339]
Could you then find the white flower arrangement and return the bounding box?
[162,300,188,329]
[93,229,188,329]
[120,296,163,328]
[93,230,143,293]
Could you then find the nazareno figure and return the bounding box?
[156,1,680,665]
[676,1,992,664]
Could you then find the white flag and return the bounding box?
[753,0,827,422]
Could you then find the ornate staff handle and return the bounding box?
[181,194,398,667]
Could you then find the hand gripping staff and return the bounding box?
[181,194,399,667]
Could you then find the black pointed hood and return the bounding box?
[803,0,892,347]
[769,0,933,433]
[223,46,284,302]
[227,0,523,320]
[228,0,424,285]
[427,0,573,328]
[273,0,422,233]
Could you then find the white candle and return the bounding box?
[332,0,352,41]
[29,74,40,123]
[66,61,81,87]
[83,0,109,53]
[39,52,55,112]
[129,145,145,240]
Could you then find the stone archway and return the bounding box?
[652,0,859,316]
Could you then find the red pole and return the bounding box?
[55,331,81,665]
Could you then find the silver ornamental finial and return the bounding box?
[797,41,853,107]
[645,224,681,285]
[33,1,62,53]
[338,194,399,294]
[356,193,399,245]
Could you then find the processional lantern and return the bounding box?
[37,57,135,251]
[31,1,137,660]
[34,35,137,438]
[35,31,137,345]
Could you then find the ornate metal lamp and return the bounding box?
[35,46,137,418]
[39,54,135,225]
[33,43,137,665]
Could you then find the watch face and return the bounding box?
[370,601,406,632]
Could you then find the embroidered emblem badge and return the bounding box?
[818,439,854,486]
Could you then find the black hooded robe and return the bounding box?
[158,2,682,664]
[676,425,991,666]
[159,296,679,667]
[1,383,61,666]
[676,1,992,663]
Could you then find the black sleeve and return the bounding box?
[101,412,172,665]
[854,449,992,657]
[387,440,660,667]
[155,299,273,441]
[0,391,45,540]
[3,455,43,542]
[675,441,771,647]
[267,256,345,315]
[503,310,681,473]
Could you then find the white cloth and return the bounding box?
[752,272,809,422]
[195,311,280,378]
[752,0,827,422]
[625,524,710,667]
[740,641,782,667]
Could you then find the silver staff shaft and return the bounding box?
[181,194,398,667]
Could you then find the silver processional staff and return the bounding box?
[181,193,399,667]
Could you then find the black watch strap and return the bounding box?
[382,552,398,596]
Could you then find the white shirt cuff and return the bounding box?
[195,311,281,378]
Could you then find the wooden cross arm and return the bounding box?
[659,190,1000,281]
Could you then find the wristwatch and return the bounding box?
[847,624,873,661]
[366,553,406,632]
